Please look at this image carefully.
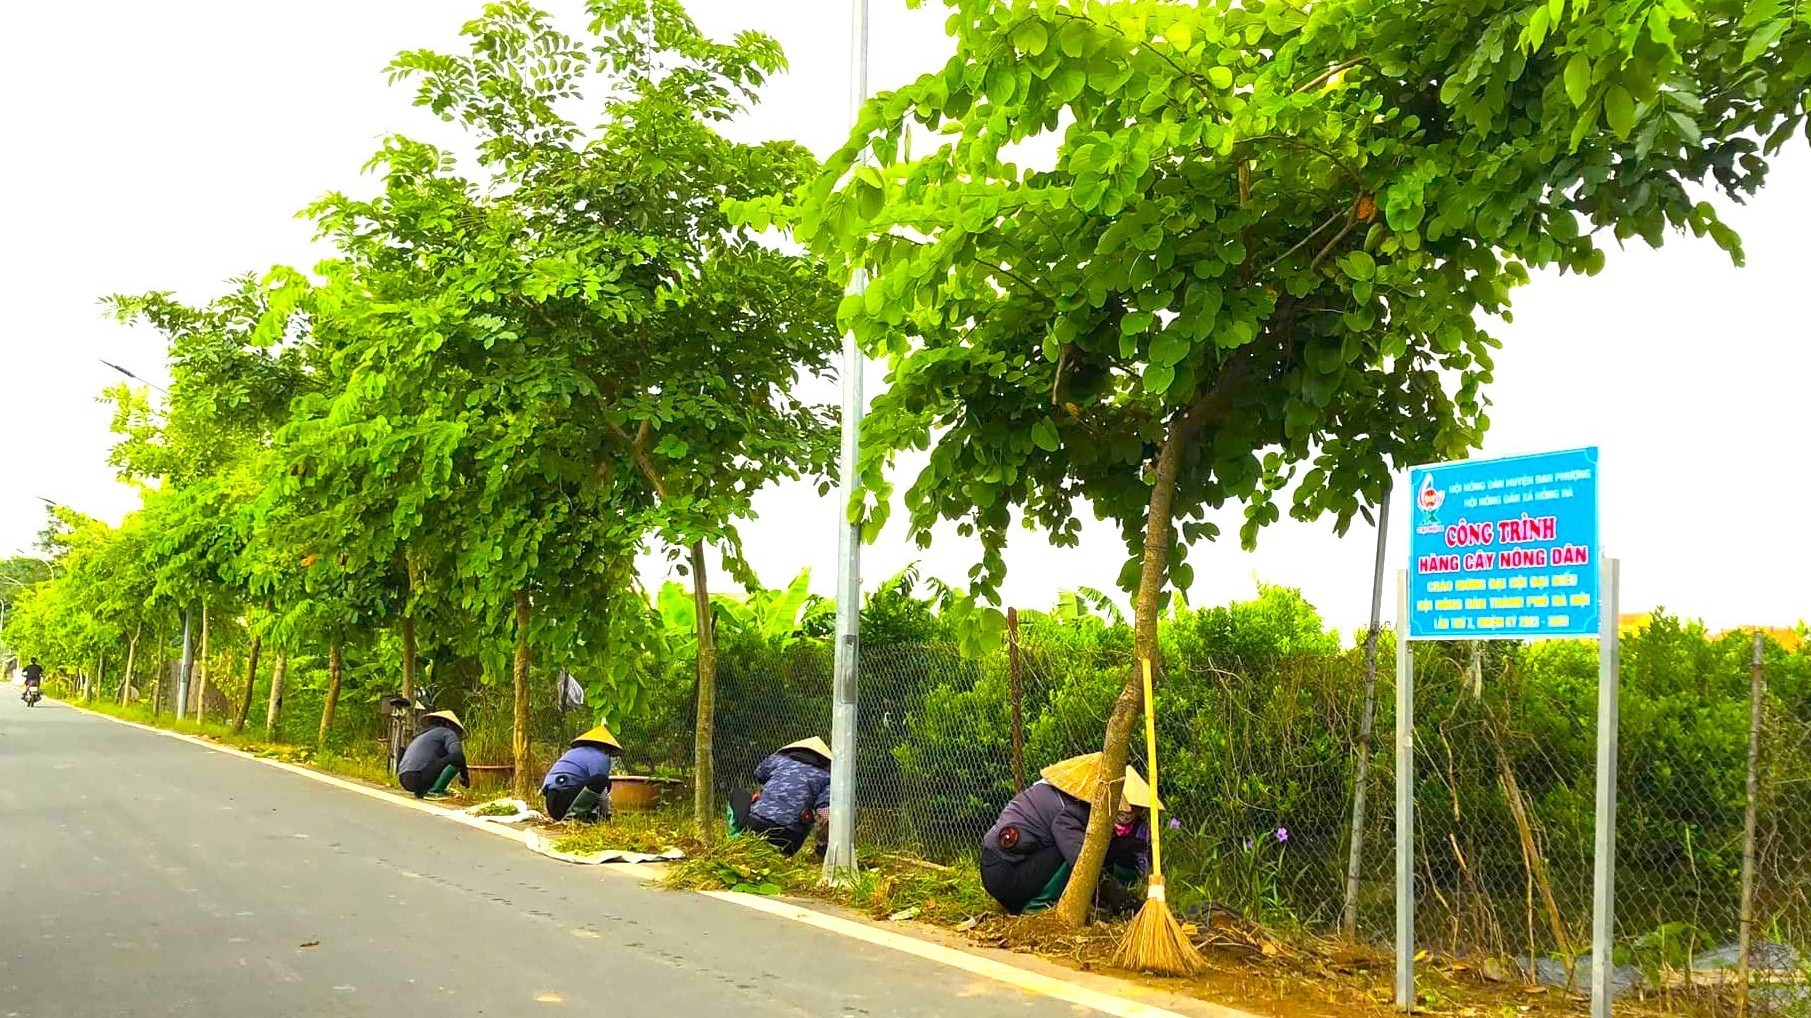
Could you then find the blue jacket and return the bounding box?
[749,752,831,828]
[542,744,613,792]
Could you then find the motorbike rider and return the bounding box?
[21,659,44,702]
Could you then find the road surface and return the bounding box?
[0,693,1096,1017]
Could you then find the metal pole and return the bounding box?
[175,609,193,718]
[1395,569,1415,1011]
[1344,487,1392,938]
[822,0,870,885]
[1008,607,1026,792]
[1590,558,1621,1018]
[1737,630,1766,1018]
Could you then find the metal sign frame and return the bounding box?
[1394,451,1618,1018]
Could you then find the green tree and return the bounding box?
[300,0,842,810]
[785,0,1809,924]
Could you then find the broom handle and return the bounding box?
[1141,657,1163,880]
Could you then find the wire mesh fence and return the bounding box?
[60,602,1807,1015]
[689,612,1809,1016]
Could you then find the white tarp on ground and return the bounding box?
[463,798,547,824]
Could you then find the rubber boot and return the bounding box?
[568,786,606,822]
[425,764,459,798]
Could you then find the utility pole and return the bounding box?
[822,0,870,885]
[175,609,193,718]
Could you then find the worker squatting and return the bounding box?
[1416,513,1591,574]
[395,712,1158,917]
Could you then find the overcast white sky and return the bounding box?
[2,1,1806,635]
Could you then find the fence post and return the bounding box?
[1008,607,1025,792]
[1738,630,1766,1018]
[1590,558,1621,1018]
[1395,569,1415,1011]
[1345,487,1391,938]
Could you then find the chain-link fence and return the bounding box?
[76,600,1808,1015]
[685,610,1809,1016]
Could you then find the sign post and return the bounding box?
[1398,448,1608,1013]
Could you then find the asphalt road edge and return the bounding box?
[60,698,1246,1018]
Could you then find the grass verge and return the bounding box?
[65,697,397,789]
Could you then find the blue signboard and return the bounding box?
[1408,447,1600,640]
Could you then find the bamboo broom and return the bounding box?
[1112,657,1206,976]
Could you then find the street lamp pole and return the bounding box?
[823,0,870,885]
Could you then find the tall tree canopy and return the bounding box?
[783,0,1810,923]
[277,0,841,800]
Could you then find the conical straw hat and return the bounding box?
[1040,753,1162,810]
[1040,752,1106,802]
[779,736,833,763]
[571,724,623,752]
[422,710,465,735]
[1121,766,1161,810]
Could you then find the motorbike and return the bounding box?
[21,685,42,707]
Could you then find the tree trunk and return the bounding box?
[512,590,534,800]
[194,606,211,725]
[234,635,261,734]
[120,624,141,706]
[690,541,718,831]
[401,614,418,703]
[402,556,419,702]
[318,637,343,748]
[266,653,288,737]
[89,650,103,704]
[1052,412,1192,927]
[151,628,167,718]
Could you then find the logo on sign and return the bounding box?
[1415,475,1445,534]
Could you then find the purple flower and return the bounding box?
[1275,827,1290,843]
[1168,817,1182,830]
[1243,838,1255,851]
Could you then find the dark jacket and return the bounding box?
[398,725,468,784]
[749,751,832,829]
[983,781,1089,862]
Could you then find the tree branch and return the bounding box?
[1308,213,1363,272]
[1293,58,1368,95]
[1261,209,1347,273]
[600,418,671,500]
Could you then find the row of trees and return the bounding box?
[7,1,841,811]
[7,0,1808,922]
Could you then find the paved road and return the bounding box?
[0,693,1093,1018]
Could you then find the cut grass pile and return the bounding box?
[549,807,702,857]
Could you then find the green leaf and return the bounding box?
[1207,66,1234,89]
[1342,250,1376,280]
[1031,418,1061,452]
[1163,21,1193,51]
[1149,330,1190,367]
[1604,84,1637,137]
[1564,53,1592,107]
[1121,310,1155,336]
[1743,19,1788,65]
[1667,110,1701,145]
[1143,362,1176,396]
[1524,4,1551,49]
[1012,20,1048,56]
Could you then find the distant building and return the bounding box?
[1617,614,1801,651]
[1715,626,1803,653]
